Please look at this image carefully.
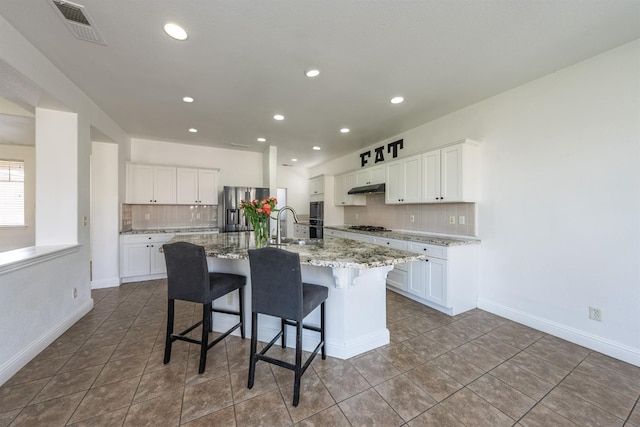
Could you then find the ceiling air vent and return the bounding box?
[50,0,107,45]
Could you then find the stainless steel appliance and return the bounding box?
[309,201,324,239]
[223,186,269,232]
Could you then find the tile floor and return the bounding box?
[1,280,639,426]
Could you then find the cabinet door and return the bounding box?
[385,161,402,204]
[355,169,370,186]
[369,166,385,185]
[422,150,441,202]
[440,144,463,202]
[122,243,151,277]
[153,166,177,204]
[334,174,346,205]
[198,169,218,205]
[402,155,422,203]
[149,243,167,274]
[127,164,154,203]
[425,257,447,305]
[309,176,324,195]
[343,172,365,205]
[176,168,199,204]
[408,260,427,298]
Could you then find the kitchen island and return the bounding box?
[166,232,425,359]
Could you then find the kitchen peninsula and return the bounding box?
[166,232,425,359]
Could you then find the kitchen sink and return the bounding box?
[269,238,322,246]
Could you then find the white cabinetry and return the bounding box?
[422,141,478,203]
[334,172,365,206]
[121,233,175,282]
[176,168,219,205]
[294,223,310,238]
[309,176,325,196]
[373,236,409,292]
[343,231,374,243]
[406,242,478,315]
[355,165,385,186]
[126,164,176,204]
[385,154,422,204]
[324,228,346,239]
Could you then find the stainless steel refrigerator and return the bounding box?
[222,186,270,232]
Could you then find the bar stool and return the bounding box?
[247,247,328,406]
[163,241,246,374]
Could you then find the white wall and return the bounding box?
[91,141,120,288]
[0,144,35,251]
[313,40,640,365]
[130,138,264,188]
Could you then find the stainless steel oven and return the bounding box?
[309,201,324,239]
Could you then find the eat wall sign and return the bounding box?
[360,139,403,167]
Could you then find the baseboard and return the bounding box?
[477,298,640,367]
[91,277,120,289]
[0,299,94,386]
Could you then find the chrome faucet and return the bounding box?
[276,206,299,244]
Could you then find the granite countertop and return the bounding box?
[121,227,219,235]
[325,225,480,246]
[167,232,425,269]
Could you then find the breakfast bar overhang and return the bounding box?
[166,232,425,359]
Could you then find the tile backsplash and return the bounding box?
[344,194,476,236]
[124,204,218,230]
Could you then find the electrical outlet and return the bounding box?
[196,213,201,219]
[459,216,465,225]
[449,216,456,225]
[355,213,359,220]
[82,216,88,226]
[589,306,602,321]
[227,294,234,305]
[72,288,77,299]
[144,213,150,220]
[410,215,415,223]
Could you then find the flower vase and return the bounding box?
[252,217,270,248]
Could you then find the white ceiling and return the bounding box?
[1,1,639,167]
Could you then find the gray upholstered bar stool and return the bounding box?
[247,247,328,406]
[163,241,246,374]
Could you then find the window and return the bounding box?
[0,159,25,226]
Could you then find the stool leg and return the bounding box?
[293,321,303,406]
[281,318,286,348]
[321,301,326,360]
[163,299,175,364]
[239,287,245,339]
[199,302,210,374]
[248,312,258,388]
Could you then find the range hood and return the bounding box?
[347,183,386,195]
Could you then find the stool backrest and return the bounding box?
[163,242,210,303]
[248,247,303,321]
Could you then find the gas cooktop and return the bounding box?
[348,225,391,232]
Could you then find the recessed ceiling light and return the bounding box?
[291,158,298,162]
[164,23,188,41]
[182,96,194,103]
[340,128,350,133]
[312,146,321,151]
[390,96,404,104]
[188,128,198,133]
[305,68,320,78]
[273,114,285,121]
[257,137,266,142]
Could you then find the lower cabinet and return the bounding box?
[121,233,175,282]
[339,229,479,316]
[294,223,310,238]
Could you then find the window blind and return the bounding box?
[0,160,25,226]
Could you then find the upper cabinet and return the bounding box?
[422,141,478,203]
[385,154,422,204]
[127,163,219,205]
[355,165,385,186]
[126,163,176,204]
[309,175,325,196]
[334,172,365,206]
[176,168,219,205]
